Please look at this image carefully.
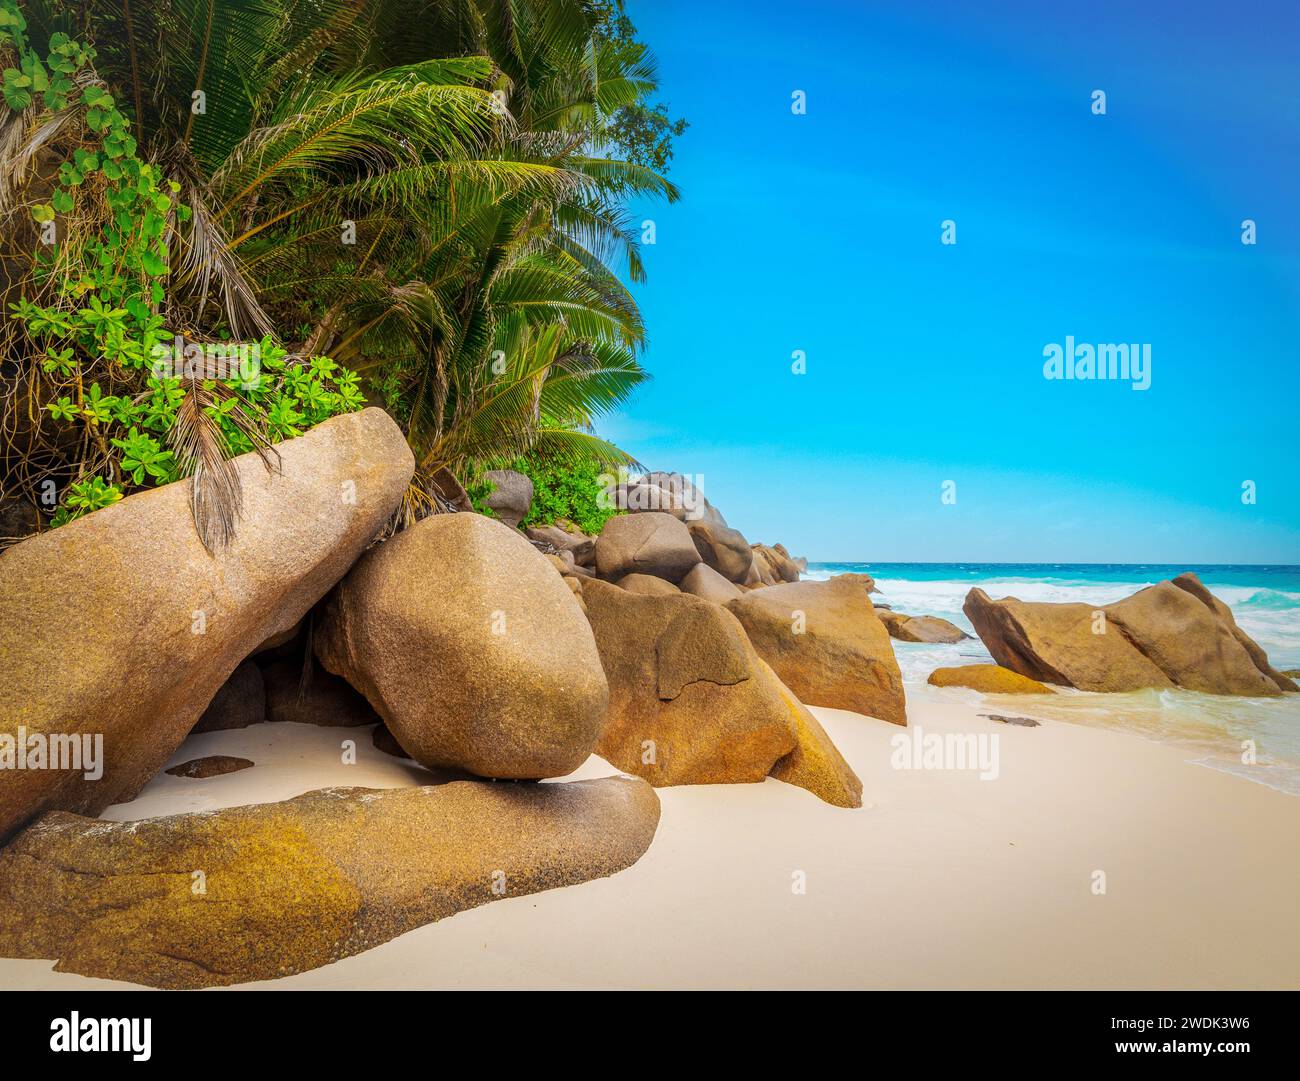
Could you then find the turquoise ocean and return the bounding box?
[805,563,1300,794]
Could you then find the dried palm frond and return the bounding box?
[168,152,275,339]
[0,71,98,222]
[377,466,467,540]
[167,371,277,553]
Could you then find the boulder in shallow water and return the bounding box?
[879,612,970,644]
[0,777,660,988]
[316,512,607,779]
[1168,573,1297,692]
[963,573,1294,695]
[726,575,906,725]
[0,408,414,843]
[927,664,1053,695]
[963,587,1168,692]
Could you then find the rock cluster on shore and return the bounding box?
[964,575,1297,695]
[582,579,862,806]
[0,408,413,841]
[726,574,906,725]
[1,427,1291,989]
[0,437,876,987]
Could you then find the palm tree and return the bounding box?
[2,0,679,540]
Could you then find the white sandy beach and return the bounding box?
[2,683,1297,991]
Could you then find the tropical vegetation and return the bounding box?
[471,452,617,536]
[0,0,682,547]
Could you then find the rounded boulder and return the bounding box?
[316,513,608,779]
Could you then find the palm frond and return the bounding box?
[167,375,276,553]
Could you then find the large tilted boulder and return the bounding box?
[582,580,861,806]
[964,573,1296,695]
[0,408,414,842]
[316,512,608,779]
[726,574,906,725]
[0,777,660,988]
[877,611,970,644]
[963,588,1168,692]
[482,469,533,529]
[595,511,701,583]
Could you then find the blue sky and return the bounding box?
[601,0,1300,563]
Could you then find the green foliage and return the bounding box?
[589,0,688,173]
[0,1,361,536]
[2,9,171,374]
[2,1,681,541]
[469,454,618,535]
[50,476,123,527]
[515,455,620,536]
[465,474,497,519]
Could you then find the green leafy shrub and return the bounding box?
[517,456,621,536]
[0,2,361,543]
[469,456,620,536]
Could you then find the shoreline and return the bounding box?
[4,681,1297,991]
[808,562,1300,796]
